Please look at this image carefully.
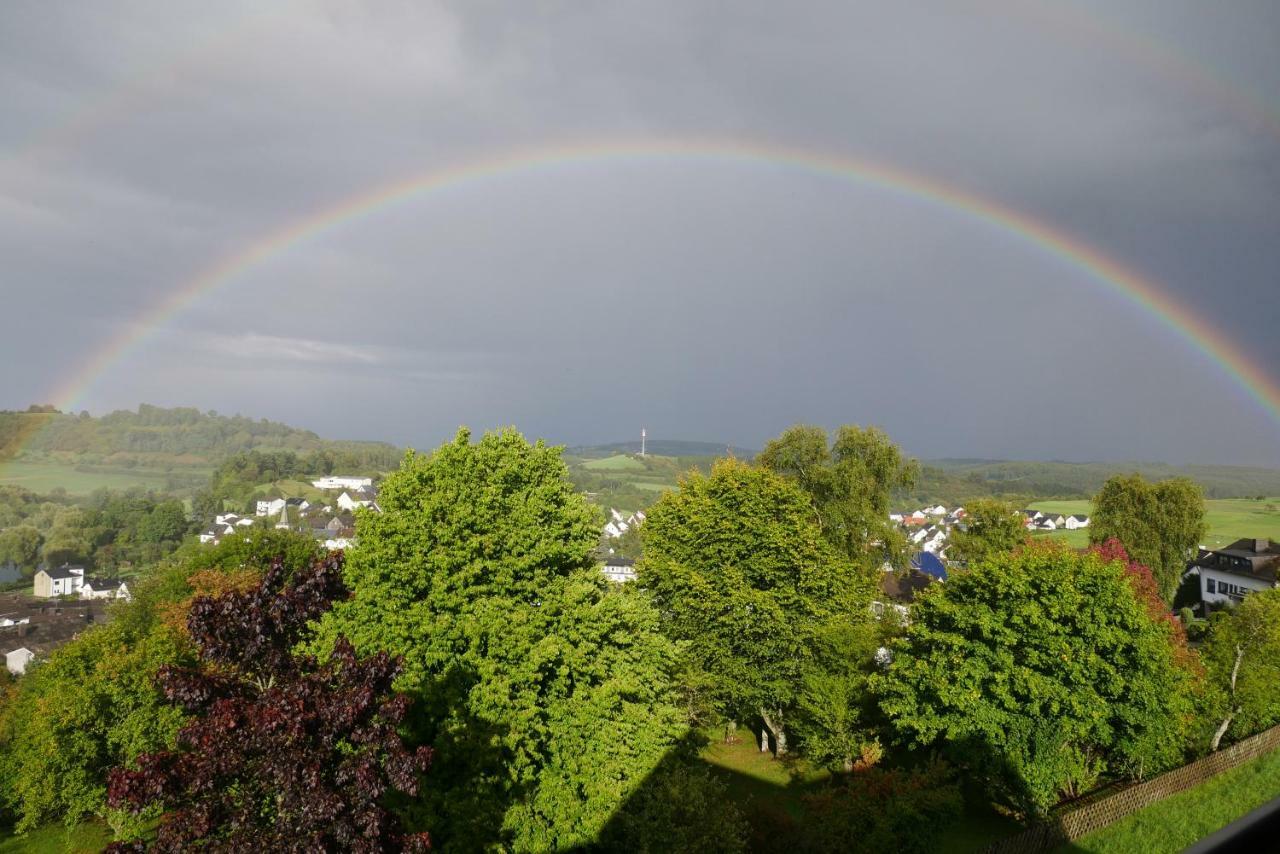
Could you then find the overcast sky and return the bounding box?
[2,1,1278,464]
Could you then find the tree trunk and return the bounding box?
[843,757,855,773]
[1211,644,1246,752]
[1211,711,1237,752]
[759,708,787,757]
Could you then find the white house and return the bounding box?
[601,557,637,584]
[33,565,85,598]
[925,505,948,516]
[1065,514,1091,530]
[1191,538,1280,607]
[324,537,355,551]
[256,498,286,518]
[336,491,374,512]
[311,476,373,491]
[80,577,131,601]
[5,647,34,676]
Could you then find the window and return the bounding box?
[1206,578,1217,594]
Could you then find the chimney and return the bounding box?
[1256,538,1271,554]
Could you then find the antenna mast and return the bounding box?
[640,428,646,457]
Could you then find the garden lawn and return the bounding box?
[1065,745,1280,853]
[0,822,113,853]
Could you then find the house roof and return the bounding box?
[1197,538,1280,583]
[1069,514,1090,521]
[41,564,84,580]
[880,568,934,602]
[604,557,635,567]
[82,576,120,589]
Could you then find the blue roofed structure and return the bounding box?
[911,551,948,581]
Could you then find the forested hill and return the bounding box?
[0,404,401,470]
[910,458,1280,502]
[567,439,758,458]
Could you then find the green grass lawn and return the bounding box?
[0,459,200,495]
[0,822,113,853]
[1030,498,1280,552]
[1064,745,1280,853]
[581,454,649,471]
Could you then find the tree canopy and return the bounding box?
[313,428,697,850]
[1089,474,1206,603]
[876,543,1194,816]
[756,424,918,570]
[639,457,871,755]
[945,499,1026,565]
[107,555,431,853]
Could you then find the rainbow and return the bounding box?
[30,137,1280,436]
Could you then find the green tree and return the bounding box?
[0,524,42,570]
[137,500,188,544]
[0,609,191,836]
[312,429,695,851]
[876,544,1194,816]
[1090,474,1206,603]
[757,424,918,570]
[946,499,1026,565]
[639,458,869,756]
[792,620,884,772]
[1201,589,1280,750]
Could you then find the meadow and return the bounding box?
[0,458,209,495]
[1030,498,1280,550]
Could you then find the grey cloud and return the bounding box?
[1,0,1278,463]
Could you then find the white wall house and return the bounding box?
[33,565,84,598]
[1064,514,1091,530]
[311,476,373,491]
[5,647,34,675]
[602,557,637,583]
[1191,538,1280,608]
[256,498,286,518]
[80,578,131,601]
[336,492,373,512]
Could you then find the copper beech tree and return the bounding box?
[106,554,432,852]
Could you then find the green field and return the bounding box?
[0,822,112,853]
[1031,498,1280,551]
[0,459,209,495]
[1065,745,1280,853]
[581,454,650,471]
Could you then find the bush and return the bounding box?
[797,762,962,853]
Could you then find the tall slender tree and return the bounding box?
[757,424,918,570]
[1090,474,1206,603]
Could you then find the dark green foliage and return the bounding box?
[1090,474,1207,603]
[594,749,748,853]
[796,762,962,854]
[877,545,1195,817]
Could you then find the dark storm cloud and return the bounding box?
[1,1,1277,463]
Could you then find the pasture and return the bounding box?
[1030,498,1280,551]
[0,459,208,495]
[581,453,649,471]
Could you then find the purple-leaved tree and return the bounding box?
[106,553,432,852]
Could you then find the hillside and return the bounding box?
[918,459,1280,501]
[0,405,402,496]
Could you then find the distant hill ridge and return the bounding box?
[566,439,758,459]
[0,404,400,468]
